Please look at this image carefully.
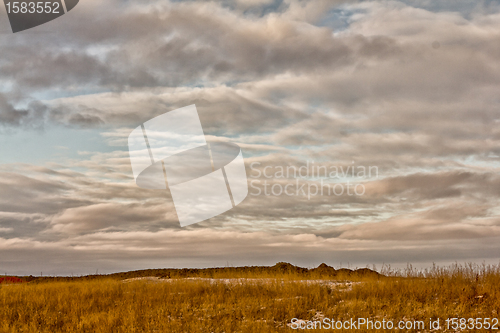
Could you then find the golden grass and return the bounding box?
[0,263,499,332]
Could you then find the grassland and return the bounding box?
[0,262,499,332]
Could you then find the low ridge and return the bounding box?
[17,263,381,283]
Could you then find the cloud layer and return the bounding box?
[1,0,500,274]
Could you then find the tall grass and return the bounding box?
[0,263,499,332]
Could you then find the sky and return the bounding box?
[1,0,500,276]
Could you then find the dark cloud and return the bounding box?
[0,93,49,128]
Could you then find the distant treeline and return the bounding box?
[15,262,381,283]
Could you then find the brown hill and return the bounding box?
[20,263,381,283]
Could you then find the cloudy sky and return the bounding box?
[1,0,500,276]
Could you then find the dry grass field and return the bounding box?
[0,263,499,332]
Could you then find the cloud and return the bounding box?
[1,227,499,276]
[1,0,500,274]
[50,202,178,234]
